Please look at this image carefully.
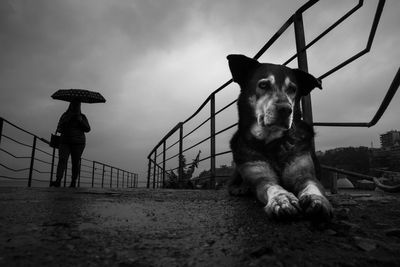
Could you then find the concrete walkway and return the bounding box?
[1,187,400,266]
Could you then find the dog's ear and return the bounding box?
[227,54,260,85]
[293,69,322,96]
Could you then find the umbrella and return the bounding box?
[51,89,106,103]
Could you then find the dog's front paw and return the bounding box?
[264,192,300,220]
[299,194,333,221]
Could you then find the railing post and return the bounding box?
[157,166,160,188]
[0,117,4,146]
[147,158,151,188]
[153,149,157,189]
[210,94,216,189]
[122,171,125,188]
[331,172,338,194]
[294,12,314,135]
[162,141,166,188]
[117,169,120,188]
[63,165,67,187]
[91,161,95,188]
[178,123,184,183]
[110,167,113,188]
[101,164,105,188]
[294,11,321,180]
[28,136,37,187]
[135,174,138,188]
[49,147,56,186]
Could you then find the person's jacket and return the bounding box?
[57,112,90,144]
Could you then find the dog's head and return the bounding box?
[227,54,321,141]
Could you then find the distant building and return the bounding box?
[380,130,400,148]
[371,130,400,172]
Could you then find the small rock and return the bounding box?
[338,200,358,206]
[250,246,273,258]
[335,208,350,220]
[349,193,371,198]
[78,222,97,231]
[338,220,361,231]
[66,244,75,251]
[206,239,216,246]
[69,231,81,239]
[374,223,391,229]
[331,220,362,237]
[385,228,400,238]
[324,229,337,236]
[353,237,377,252]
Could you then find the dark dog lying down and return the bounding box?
[227,54,332,221]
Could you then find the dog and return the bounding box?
[227,54,332,221]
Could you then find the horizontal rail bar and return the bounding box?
[322,165,400,193]
[318,0,385,80]
[0,148,30,159]
[148,122,183,158]
[284,0,363,66]
[0,117,42,139]
[154,98,238,161]
[157,122,238,167]
[0,175,27,180]
[314,67,399,127]
[0,163,29,172]
[2,134,32,148]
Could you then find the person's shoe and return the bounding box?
[50,181,61,187]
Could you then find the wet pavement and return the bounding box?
[1,187,400,266]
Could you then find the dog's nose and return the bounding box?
[276,104,292,117]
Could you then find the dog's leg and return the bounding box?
[228,169,251,196]
[238,161,301,219]
[282,153,332,220]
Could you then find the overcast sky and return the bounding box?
[1,0,399,183]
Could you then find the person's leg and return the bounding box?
[70,144,85,187]
[53,143,71,187]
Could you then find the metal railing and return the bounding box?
[0,117,139,188]
[147,0,399,189]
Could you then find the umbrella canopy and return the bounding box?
[51,89,106,103]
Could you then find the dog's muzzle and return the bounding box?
[275,103,293,129]
[257,101,293,129]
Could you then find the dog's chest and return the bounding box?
[261,128,309,165]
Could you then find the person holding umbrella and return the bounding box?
[50,89,105,188]
[50,101,90,187]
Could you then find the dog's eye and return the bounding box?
[258,81,270,90]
